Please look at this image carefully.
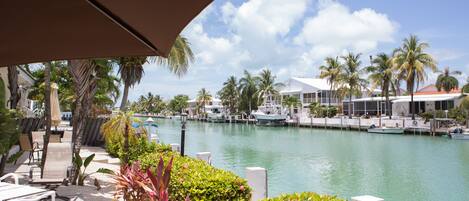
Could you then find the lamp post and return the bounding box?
[180,112,187,156]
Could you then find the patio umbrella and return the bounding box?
[0,0,212,66]
[50,83,61,128]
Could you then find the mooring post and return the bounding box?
[358,117,361,132]
[246,167,268,201]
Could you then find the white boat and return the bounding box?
[449,128,469,140]
[367,126,405,134]
[206,105,225,123]
[252,104,287,126]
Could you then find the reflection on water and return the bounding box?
[153,118,469,201]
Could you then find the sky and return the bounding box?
[128,0,469,102]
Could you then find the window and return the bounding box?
[435,100,454,110]
[303,93,315,103]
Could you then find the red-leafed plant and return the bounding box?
[139,157,174,201]
[114,157,176,201]
[115,161,148,200]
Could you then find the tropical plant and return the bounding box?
[139,149,251,200]
[101,111,143,164]
[366,53,396,118]
[393,35,437,120]
[118,36,194,111]
[168,95,189,114]
[197,88,212,114]
[338,52,368,118]
[261,192,344,201]
[308,102,321,117]
[141,157,174,201]
[115,161,149,200]
[319,57,342,106]
[435,67,461,93]
[239,70,259,114]
[218,76,239,114]
[0,77,20,175]
[462,77,469,93]
[282,96,301,115]
[72,153,113,186]
[256,69,284,106]
[130,93,166,114]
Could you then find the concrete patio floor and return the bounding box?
[4,146,120,201]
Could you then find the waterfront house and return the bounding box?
[344,85,467,117]
[187,97,223,117]
[0,66,36,116]
[279,77,379,116]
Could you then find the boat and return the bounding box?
[367,125,404,134]
[449,128,469,140]
[206,105,225,123]
[252,101,287,126]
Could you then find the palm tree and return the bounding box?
[197,88,212,114]
[118,36,194,111]
[366,53,395,119]
[118,56,146,111]
[393,35,437,120]
[239,70,259,114]
[338,52,368,119]
[6,66,19,109]
[462,77,469,94]
[319,57,342,106]
[435,67,461,93]
[100,111,141,164]
[282,96,301,115]
[257,69,284,106]
[218,76,239,114]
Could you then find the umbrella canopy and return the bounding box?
[50,83,61,127]
[0,0,211,66]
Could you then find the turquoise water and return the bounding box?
[153,118,469,201]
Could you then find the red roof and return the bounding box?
[414,84,461,95]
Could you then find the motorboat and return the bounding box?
[252,103,287,126]
[206,106,225,123]
[449,128,469,140]
[367,124,405,134]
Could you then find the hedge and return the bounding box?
[262,192,344,201]
[139,150,251,201]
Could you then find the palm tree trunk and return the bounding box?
[386,90,391,119]
[120,84,130,111]
[7,66,19,109]
[329,85,332,107]
[348,91,352,119]
[41,62,52,177]
[123,123,129,164]
[410,71,415,120]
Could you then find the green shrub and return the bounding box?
[262,192,344,201]
[310,105,338,118]
[139,151,251,201]
[420,108,467,124]
[106,136,171,162]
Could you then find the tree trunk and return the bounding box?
[410,71,415,120]
[123,123,129,164]
[7,66,19,109]
[386,90,392,119]
[120,84,130,111]
[0,155,7,176]
[41,62,52,177]
[348,91,352,119]
[328,86,332,107]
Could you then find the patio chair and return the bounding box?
[31,131,45,148]
[29,143,73,188]
[18,134,42,165]
[48,134,62,143]
[1,173,56,201]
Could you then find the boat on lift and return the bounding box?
[367,124,405,134]
[252,95,287,126]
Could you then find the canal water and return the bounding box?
[153,118,469,201]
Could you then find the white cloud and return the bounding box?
[295,1,397,61]
[430,48,467,62]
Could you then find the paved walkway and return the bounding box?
[5,146,120,201]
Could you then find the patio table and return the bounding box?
[0,182,54,201]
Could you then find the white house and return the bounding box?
[0,66,36,116]
[279,77,379,115]
[345,86,467,117]
[187,97,223,116]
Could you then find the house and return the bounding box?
[280,77,380,115]
[187,97,223,116]
[0,66,36,116]
[345,85,466,117]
